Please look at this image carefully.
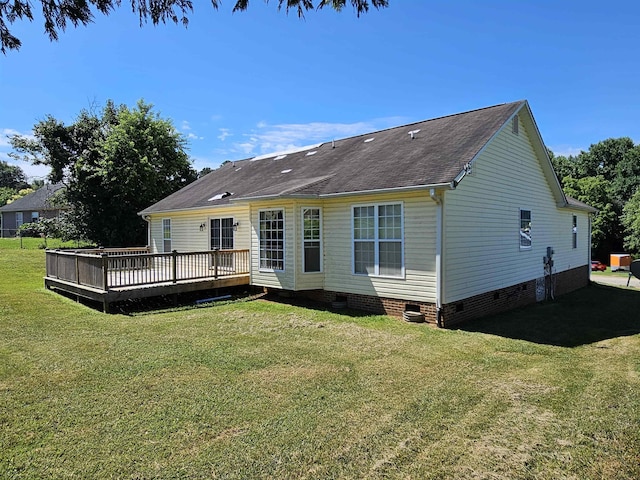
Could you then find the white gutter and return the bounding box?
[141,214,151,248]
[428,185,455,327]
[231,182,456,203]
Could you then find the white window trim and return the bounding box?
[301,207,323,274]
[162,218,172,253]
[16,212,23,228]
[351,202,405,278]
[572,215,578,249]
[259,208,285,273]
[209,216,235,250]
[519,208,532,251]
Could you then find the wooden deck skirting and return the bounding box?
[44,248,251,312]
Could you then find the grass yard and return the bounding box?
[1,239,639,479]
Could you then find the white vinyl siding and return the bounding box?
[147,206,250,254]
[443,118,591,304]
[259,209,285,271]
[323,192,436,303]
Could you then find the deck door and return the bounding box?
[210,218,234,250]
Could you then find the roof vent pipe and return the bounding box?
[332,139,335,149]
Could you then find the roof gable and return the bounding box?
[142,101,538,214]
[0,183,65,212]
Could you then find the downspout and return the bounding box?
[142,215,151,249]
[429,188,444,327]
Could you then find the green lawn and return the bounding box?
[1,239,639,479]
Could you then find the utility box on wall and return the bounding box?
[610,253,631,272]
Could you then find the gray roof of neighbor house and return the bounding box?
[0,183,66,212]
[141,101,592,214]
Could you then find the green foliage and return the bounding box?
[622,188,640,254]
[1,0,388,53]
[9,100,197,247]
[0,159,28,190]
[552,137,640,259]
[562,175,621,257]
[0,186,14,207]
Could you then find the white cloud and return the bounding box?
[0,151,50,180]
[218,128,231,142]
[187,133,204,140]
[233,117,406,158]
[1,128,34,147]
[549,145,585,157]
[180,120,191,131]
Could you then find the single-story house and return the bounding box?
[139,100,596,326]
[0,182,66,238]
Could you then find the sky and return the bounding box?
[1,0,639,181]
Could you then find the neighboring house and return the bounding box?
[139,101,596,326]
[0,183,66,238]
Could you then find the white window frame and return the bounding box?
[162,218,172,253]
[302,207,322,273]
[15,212,23,228]
[352,202,404,278]
[519,209,532,250]
[210,217,235,250]
[572,215,577,249]
[259,208,285,272]
[31,211,39,222]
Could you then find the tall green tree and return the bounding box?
[1,0,388,53]
[0,159,28,190]
[622,188,640,255]
[551,137,640,260]
[9,100,197,246]
[562,175,622,259]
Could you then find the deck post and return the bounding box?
[172,250,178,283]
[213,249,219,279]
[101,253,109,291]
[75,254,80,284]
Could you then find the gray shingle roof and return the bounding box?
[141,101,525,214]
[0,183,65,212]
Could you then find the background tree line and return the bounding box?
[550,137,640,261]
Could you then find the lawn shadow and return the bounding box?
[458,282,640,347]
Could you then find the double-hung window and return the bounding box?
[15,212,23,228]
[259,209,284,271]
[162,218,171,253]
[302,208,322,273]
[520,209,532,249]
[572,215,577,249]
[353,203,403,277]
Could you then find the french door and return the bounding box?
[210,218,234,250]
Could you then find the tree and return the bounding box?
[0,186,14,207]
[9,99,197,246]
[1,0,389,53]
[562,175,621,261]
[622,188,640,255]
[0,159,28,190]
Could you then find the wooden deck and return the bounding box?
[44,248,251,312]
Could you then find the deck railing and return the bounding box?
[45,248,250,291]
